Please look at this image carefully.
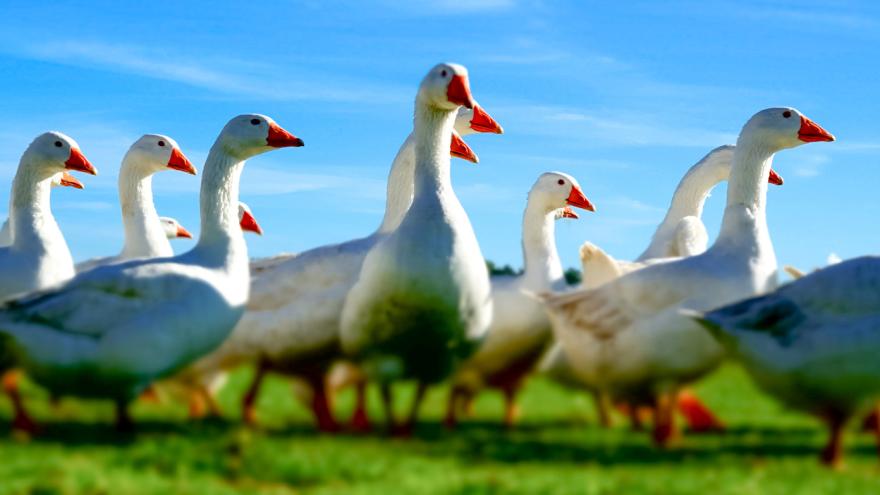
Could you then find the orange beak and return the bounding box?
[65,147,97,175]
[566,186,595,212]
[768,169,784,186]
[59,172,84,189]
[798,115,835,143]
[167,147,197,175]
[266,122,304,148]
[175,225,193,239]
[239,209,263,235]
[447,74,475,109]
[469,105,504,134]
[561,206,579,219]
[450,133,478,163]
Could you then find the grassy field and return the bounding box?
[1,365,879,495]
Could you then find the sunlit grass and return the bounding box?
[1,365,878,494]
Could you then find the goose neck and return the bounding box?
[521,200,563,288]
[118,158,171,259]
[716,138,775,246]
[193,144,247,270]
[9,164,62,251]
[377,133,416,233]
[412,103,456,200]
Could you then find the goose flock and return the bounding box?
[1,62,874,468]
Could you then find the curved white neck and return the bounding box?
[520,200,564,289]
[714,137,774,250]
[412,103,456,202]
[377,134,416,233]
[192,144,247,271]
[9,162,71,259]
[638,162,725,260]
[118,159,172,259]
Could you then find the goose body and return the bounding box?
[0,115,302,429]
[75,135,196,273]
[340,63,491,431]
[446,172,594,427]
[166,105,501,430]
[694,255,880,465]
[540,108,834,444]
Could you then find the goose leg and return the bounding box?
[820,414,846,468]
[677,389,725,432]
[502,385,521,428]
[861,405,879,433]
[305,371,340,433]
[396,382,426,437]
[380,382,398,434]
[349,378,371,433]
[3,370,37,434]
[871,406,880,463]
[592,391,612,428]
[242,362,267,426]
[652,392,678,448]
[115,400,134,433]
[188,390,207,419]
[202,386,223,418]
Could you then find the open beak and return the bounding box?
[470,105,504,134]
[266,122,304,148]
[768,169,784,186]
[798,115,835,143]
[566,186,596,212]
[59,172,84,189]
[167,147,197,175]
[447,74,475,109]
[175,225,193,239]
[450,133,478,163]
[239,209,263,235]
[561,206,579,219]
[65,147,97,175]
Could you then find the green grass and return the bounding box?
[2,365,879,494]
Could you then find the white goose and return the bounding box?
[0,172,83,247]
[692,254,880,467]
[0,132,96,432]
[340,63,492,434]
[543,146,784,431]
[445,172,594,428]
[75,135,196,273]
[159,201,261,241]
[539,107,834,446]
[0,114,302,431]
[166,104,501,432]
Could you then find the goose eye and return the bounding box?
[557,179,565,185]
[54,141,63,148]
[441,70,448,77]
[157,140,166,147]
[782,110,792,118]
[250,118,261,126]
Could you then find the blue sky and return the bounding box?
[0,1,877,272]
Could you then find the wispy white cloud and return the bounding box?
[379,0,517,14]
[790,153,831,178]
[6,40,405,104]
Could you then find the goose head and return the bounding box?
[238,201,262,235]
[455,104,503,136]
[218,114,304,159]
[124,134,196,175]
[741,107,834,151]
[24,131,97,179]
[51,172,85,189]
[418,63,475,111]
[530,172,595,215]
[159,217,193,240]
[559,206,579,219]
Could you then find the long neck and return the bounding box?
[412,103,456,201]
[715,137,775,248]
[118,160,172,259]
[9,163,69,257]
[521,200,564,289]
[377,133,416,233]
[638,162,724,260]
[192,144,247,270]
